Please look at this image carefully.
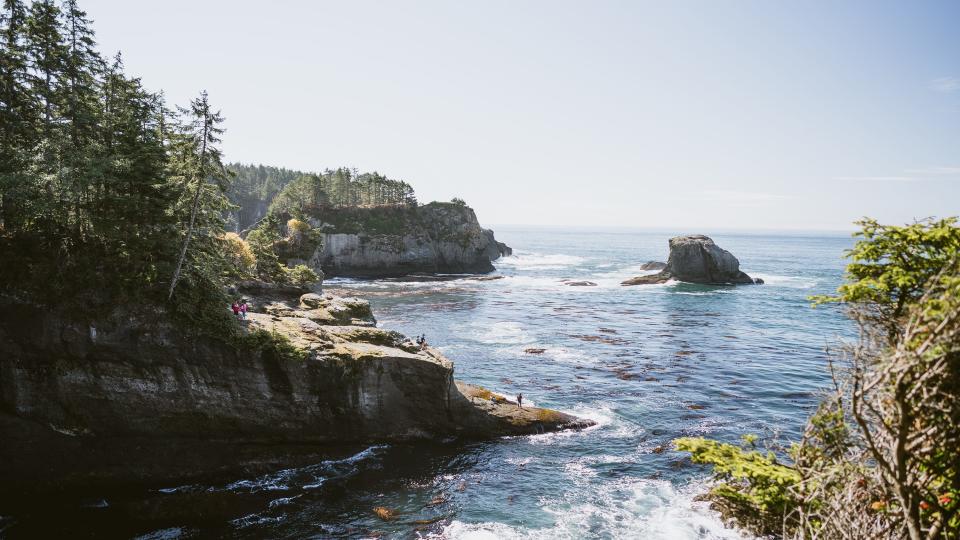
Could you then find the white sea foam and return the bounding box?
[222,445,387,494]
[434,478,746,540]
[497,251,587,270]
[268,495,301,508]
[469,320,533,345]
[522,404,612,444]
[749,273,817,289]
[133,527,188,540]
[230,512,286,529]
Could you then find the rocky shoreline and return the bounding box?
[0,286,591,498]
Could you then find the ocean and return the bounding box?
[18,228,858,539]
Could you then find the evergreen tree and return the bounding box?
[167,90,228,300]
[59,0,100,234]
[0,0,38,230]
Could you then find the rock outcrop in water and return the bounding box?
[300,202,511,277]
[622,235,758,285]
[0,288,588,493]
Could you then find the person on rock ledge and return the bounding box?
[517,393,523,409]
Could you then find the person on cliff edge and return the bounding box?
[517,393,523,409]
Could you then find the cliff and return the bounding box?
[302,202,511,277]
[0,288,586,494]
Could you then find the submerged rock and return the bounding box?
[622,235,757,286]
[0,288,591,494]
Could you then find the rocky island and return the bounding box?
[306,203,511,277]
[229,165,512,279]
[622,234,761,285]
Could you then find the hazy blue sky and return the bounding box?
[84,0,958,230]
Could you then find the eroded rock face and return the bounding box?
[622,235,756,286]
[0,289,589,492]
[307,203,511,277]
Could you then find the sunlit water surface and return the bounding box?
[14,228,858,539]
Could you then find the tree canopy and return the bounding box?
[0,0,233,329]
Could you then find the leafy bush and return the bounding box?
[675,436,801,535]
[283,264,320,286]
[678,217,960,540]
[221,233,256,276]
[287,218,310,234]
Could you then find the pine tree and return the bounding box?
[167,90,227,300]
[60,0,101,234]
[0,0,38,230]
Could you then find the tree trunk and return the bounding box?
[167,112,209,300]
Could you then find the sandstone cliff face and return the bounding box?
[622,235,757,285]
[306,202,511,277]
[0,290,586,492]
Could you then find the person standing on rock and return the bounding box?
[517,393,523,409]
[231,301,241,320]
[240,300,249,320]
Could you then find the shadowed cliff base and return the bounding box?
[0,286,591,499]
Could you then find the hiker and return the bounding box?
[517,393,523,409]
[231,301,241,320]
[239,299,249,320]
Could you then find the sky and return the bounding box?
[82,0,959,231]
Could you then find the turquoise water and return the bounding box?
[13,228,855,539]
[247,228,853,539]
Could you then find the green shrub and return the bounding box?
[283,264,320,286]
[675,436,801,535]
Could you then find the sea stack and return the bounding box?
[622,235,759,285]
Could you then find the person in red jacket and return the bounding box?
[231,301,241,320]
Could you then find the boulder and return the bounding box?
[640,261,667,271]
[622,235,757,286]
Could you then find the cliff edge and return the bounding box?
[0,288,587,494]
[302,202,512,277]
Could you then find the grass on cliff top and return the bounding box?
[237,328,309,362]
[307,202,476,237]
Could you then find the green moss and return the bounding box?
[237,329,309,362]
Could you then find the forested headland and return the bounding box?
[0,0,442,332]
[227,164,417,232]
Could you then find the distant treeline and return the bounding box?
[227,164,417,230]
